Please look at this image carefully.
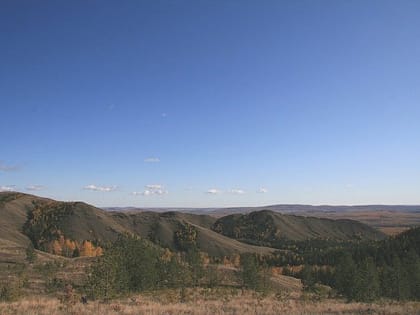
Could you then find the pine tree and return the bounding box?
[25,243,37,263]
[185,247,204,287]
[392,255,410,300]
[402,250,420,300]
[335,252,358,300]
[240,253,261,290]
[301,265,316,291]
[354,257,380,302]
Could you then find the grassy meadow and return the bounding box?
[1,289,420,315]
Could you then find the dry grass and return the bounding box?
[378,226,411,236]
[0,289,419,315]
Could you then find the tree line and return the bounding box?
[85,233,271,299]
[287,227,420,302]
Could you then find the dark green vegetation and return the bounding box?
[110,210,272,256]
[213,210,385,245]
[86,234,276,300]
[288,227,420,302]
[1,191,419,304]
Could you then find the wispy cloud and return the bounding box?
[206,188,221,195]
[131,191,144,196]
[144,184,162,190]
[257,187,268,193]
[230,189,245,195]
[144,157,160,163]
[132,184,168,196]
[0,162,19,172]
[0,185,16,192]
[26,185,45,191]
[83,184,117,192]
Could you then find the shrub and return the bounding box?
[0,282,23,302]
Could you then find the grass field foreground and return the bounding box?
[0,289,419,315]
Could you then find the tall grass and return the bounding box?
[0,288,419,315]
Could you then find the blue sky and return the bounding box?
[1,0,420,207]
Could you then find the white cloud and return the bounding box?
[145,184,163,190]
[206,188,221,195]
[26,185,45,191]
[132,184,167,196]
[83,184,117,192]
[0,185,16,192]
[230,189,245,195]
[257,187,268,193]
[0,162,18,172]
[144,157,160,163]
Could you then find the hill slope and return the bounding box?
[212,210,386,246]
[110,211,273,256]
[0,192,52,247]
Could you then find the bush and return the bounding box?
[240,253,263,291]
[25,244,37,263]
[0,282,23,302]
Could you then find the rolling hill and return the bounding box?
[109,210,274,256]
[212,210,386,246]
[0,192,388,259]
[0,192,273,257]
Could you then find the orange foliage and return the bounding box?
[161,248,173,262]
[232,254,241,268]
[95,246,103,256]
[78,240,103,257]
[79,240,96,257]
[49,240,62,255]
[200,252,210,267]
[46,236,103,257]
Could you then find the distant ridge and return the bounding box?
[104,204,420,216]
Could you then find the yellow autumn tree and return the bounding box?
[161,248,173,262]
[232,254,241,268]
[62,239,77,257]
[95,246,103,256]
[78,240,102,257]
[223,256,231,266]
[200,252,210,267]
[79,240,96,257]
[49,240,62,255]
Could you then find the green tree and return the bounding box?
[25,243,37,263]
[185,248,204,287]
[240,253,261,290]
[87,234,162,299]
[402,250,420,300]
[335,253,358,300]
[174,223,198,251]
[159,255,186,288]
[354,257,380,302]
[300,265,316,291]
[391,256,410,300]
